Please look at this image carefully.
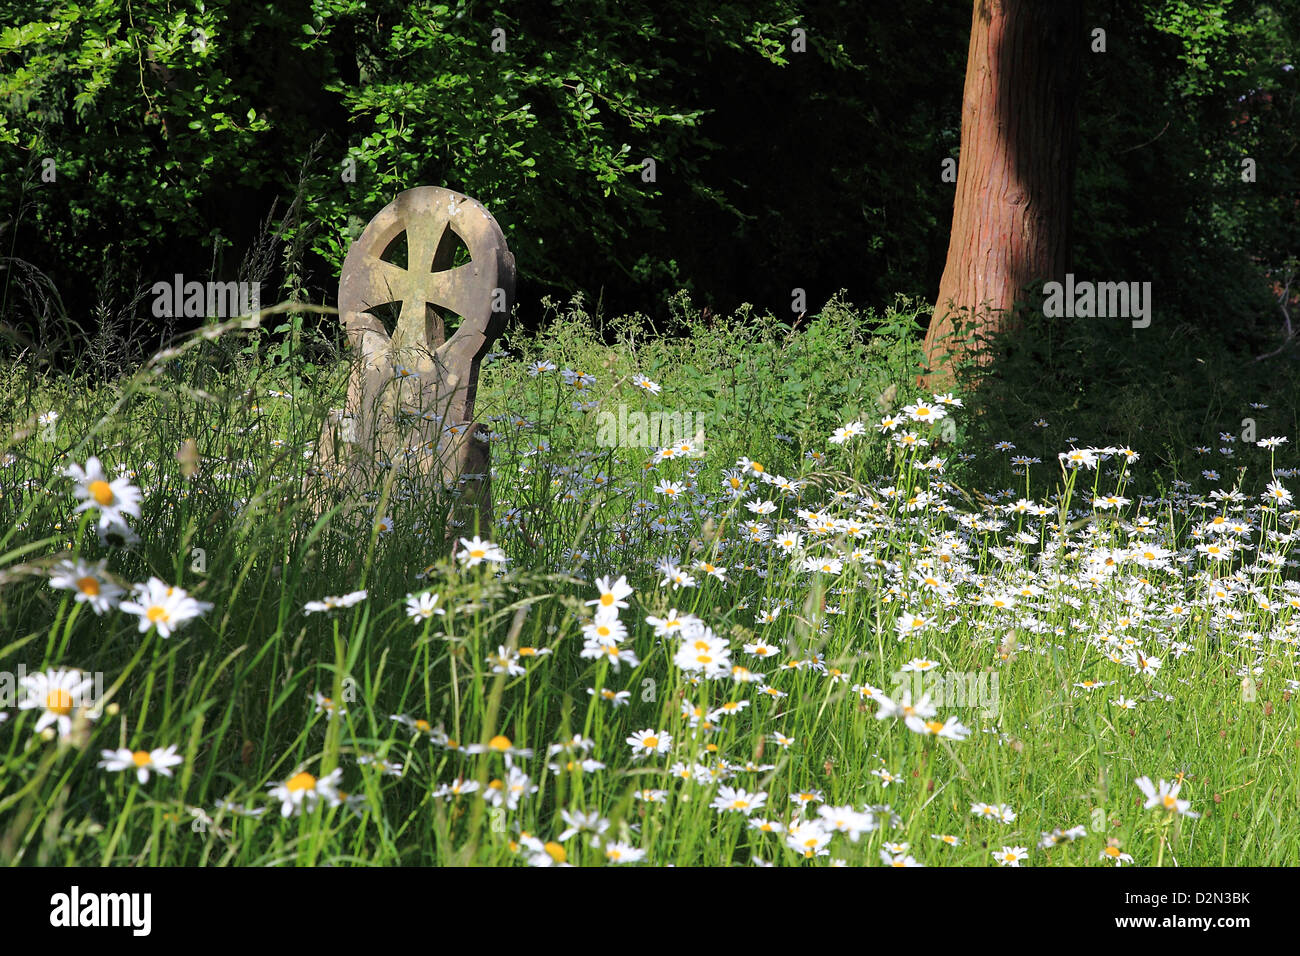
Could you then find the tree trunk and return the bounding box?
[924,0,1083,386]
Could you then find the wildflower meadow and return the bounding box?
[1,298,1296,869]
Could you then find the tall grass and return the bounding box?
[0,296,1296,866]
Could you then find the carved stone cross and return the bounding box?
[311,186,514,534]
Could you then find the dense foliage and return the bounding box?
[1,0,1295,363]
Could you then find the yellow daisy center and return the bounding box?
[132,751,152,767]
[286,772,316,792]
[88,480,115,506]
[76,576,100,596]
[45,689,73,714]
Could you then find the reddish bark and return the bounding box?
[924,0,1083,385]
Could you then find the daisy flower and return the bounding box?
[993,845,1028,867]
[303,590,368,614]
[673,630,732,678]
[631,374,661,394]
[520,837,570,867]
[588,687,632,707]
[405,591,444,622]
[1135,776,1199,817]
[818,804,878,840]
[894,611,931,638]
[880,850,924,867]
[971,802,1016,823]
[557,809,610,842]
[626,728,672,759]
[1100,843,1135,866]
[711,785,767,815]
[874,689,937,722]
[1039,825,1088,848]
[19,668,98,738]
[582,614,628,646]
[356,754,404,776]
[604,841,646,864]
[653,479,684,499]
[65,456,143,530]
[463,734,533,758]
[786,820,832,859]
[48,558,125,614]
[99,745,184,784]
[903,402,946,424]
[1059,448,1098,470]
[312,691,344,716]
[268,768,343,817]
[1265,480,1292,505]
[904,714,972,740]
[391,713,436,737]
[484,765,537,810]
[457,536,507,567]
[829,421,866,445]
[432,778,480,799]
[120,577,214,637]
[586,574,634,613]
[486,645,524,677]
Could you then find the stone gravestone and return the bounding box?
[310,186,514,534]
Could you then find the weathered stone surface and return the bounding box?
[310,186,514,533]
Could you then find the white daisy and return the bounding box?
[99,745,184,784]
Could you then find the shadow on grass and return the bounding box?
[938,305,1300,496]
